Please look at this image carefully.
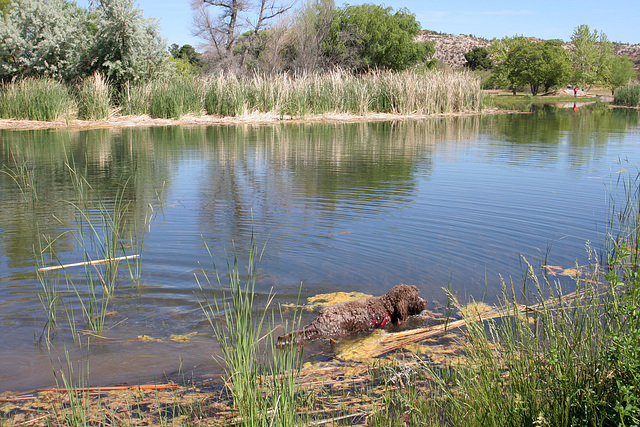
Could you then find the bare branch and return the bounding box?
[191,0,297,71]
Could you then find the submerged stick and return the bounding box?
[37,383,178,393]
[37,255,140,272]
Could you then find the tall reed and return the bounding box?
[119,81,151,116]
[613,84,640,107]
[197,238,304,426]
[33,158,147,342]
[203,70,482,118]
[76,72,111,120]
[418,165,640,426]
[0,78,72,121]
[149,77,204,119]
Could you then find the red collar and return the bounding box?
[372,311,391,328]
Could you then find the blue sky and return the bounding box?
[130,0,639,48]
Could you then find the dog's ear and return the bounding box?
[394,300,409,323]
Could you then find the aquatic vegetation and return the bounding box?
[0,70,483,123]
[76,72,111,120]
[26,157,150,342]
[410,165,640,427]
[197,238,305,426]
[149,77,204,119]
[613,83,640,107]
[0,78,72,121]
[203,70,483,118]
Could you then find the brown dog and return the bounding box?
[277,284,426,346]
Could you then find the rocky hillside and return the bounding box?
[416,31,491,68]
[418,30,640,71]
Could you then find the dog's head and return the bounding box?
[385,284,427,323]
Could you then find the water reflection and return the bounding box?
[0,107,639,391]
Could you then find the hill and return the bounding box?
[418,30,640,71]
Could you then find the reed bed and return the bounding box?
[149,77,204,118]
[0,70,482,122]
[76,72,111,120]
[118,80,151,116]
[203,70,482,117]
[0,78,71,121]
[613,83,640,107]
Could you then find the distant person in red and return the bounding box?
[574,86,579,97]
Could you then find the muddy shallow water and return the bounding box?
[1,105,639,391]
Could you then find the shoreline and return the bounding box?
[0,90,618,131]
[0,109,507,131]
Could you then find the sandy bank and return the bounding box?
[0,110,502,131]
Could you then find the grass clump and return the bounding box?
[408,166,640,427]
[118,81,150,116]
[149,78,204,119]
[613,84,640,107]
[197,238,304,426]
[0,78,71,121]
[76,72,111,120]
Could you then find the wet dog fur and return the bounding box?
[277,284,426,346]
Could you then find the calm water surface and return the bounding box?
[1,105,639,391]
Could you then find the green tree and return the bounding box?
[488,35,523,93]
[89,0,168,89]
[570,24,615,89]
[169,44,199,63]
[286,0,336,71]
[0,0,11,16]
[464,47,493,70]
[326,4,433,71]
[0,0,91,82]
[169,43,204,75]
[609,55,637,93]
[539,39,572,92]
[492,37,571,95]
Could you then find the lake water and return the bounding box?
[1,104,639,391]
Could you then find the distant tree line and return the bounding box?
[0,0,436,91]
[2,0,633,98]
[464,25,637,95]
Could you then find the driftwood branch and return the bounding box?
[37,383,178,393]
[37,255,140,272]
